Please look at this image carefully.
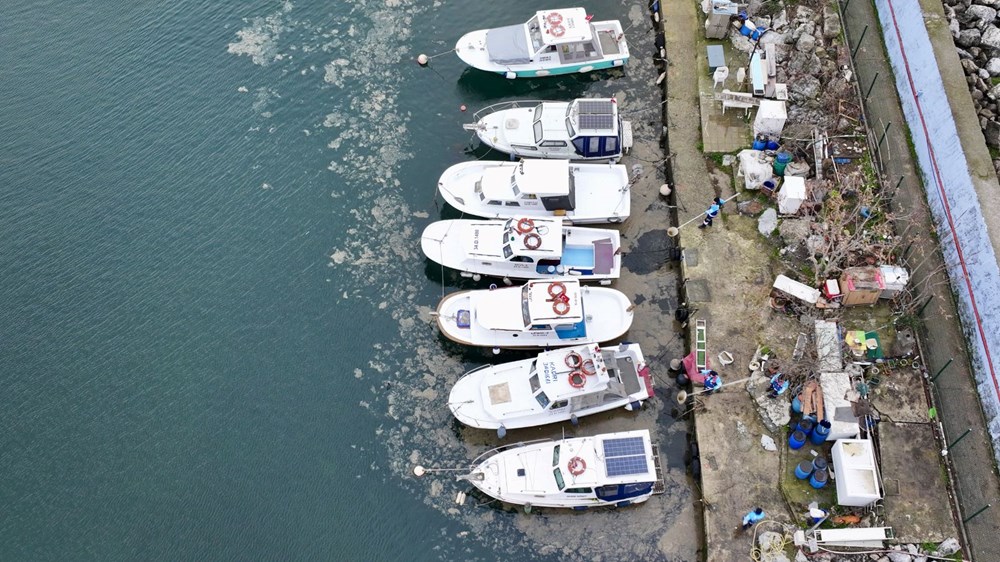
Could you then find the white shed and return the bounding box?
[777,176,806,214]
[832,439,882,507]
[753,99,787,136]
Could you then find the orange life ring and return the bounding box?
[516,218,535,234]
[564,351,583,369]
[553,300,570,315]
[567,456,587,475]
[546,12,563,26]
[547,281,566,298]
[523,232,542,250]
[568,371,586,389]
[550,25,566,38]
[580,358,596,376]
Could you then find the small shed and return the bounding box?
[777,176,806,214]
[753,99,787,137]
[832,439,882,507]
[839,267,883,306]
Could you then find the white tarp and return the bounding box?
[875,0,1000,464]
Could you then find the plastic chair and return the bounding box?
[712,66,729,90]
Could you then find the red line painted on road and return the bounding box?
[884,1,999,401]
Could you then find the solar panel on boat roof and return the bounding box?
[576,100,616,131]
[578,114,614,130]
[603,436,648,477]
[577,100,614,114]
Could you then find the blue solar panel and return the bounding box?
[603,437,645,457]
[602,436,649,477]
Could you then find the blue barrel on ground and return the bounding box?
[773,152,793,176]
[791,396,802,414]
[752,138,766,150]
[809,469,829,489]
[740,23,752,37]
[796,418,815,437]
[794,460,814,480]
[812,457,828,473]
[766,139,780,150]
[751,26,767,40]
[811,420,831,445]
[788,429,807,450]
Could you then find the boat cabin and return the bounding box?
[477,160,576,211]
[472,278,584,333]
[490,9,608,66]
[464,217,563,262]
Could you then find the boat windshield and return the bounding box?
[533,105,543,144]
[552,467,566,491]
[520,285,531,326]
[534,390,550,409]
[565,105,576,138]
[527,16,543,52]
[552,444,560,466]
[529,373,540,393]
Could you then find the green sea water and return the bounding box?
[0,1,696,560]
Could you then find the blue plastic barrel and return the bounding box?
[794,461,814,480]
[740,23,752,37]
[791,396,802,414]
[752,138,766,150]
[810,420,831,445]
[773,152,792,176]
[751,26,767,40]
[812,457,828,473]
[796,418,815,437]
[766,139,780,150]
[809,469,829,489]
[788,430,807,450]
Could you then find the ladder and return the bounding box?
[695,319,708,370]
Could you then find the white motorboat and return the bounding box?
[463,98,632,161]
[420,217,621,284]
[434,278,633,349]
[437,159,630,224]
[460,429,664,509]
[455,8,629,79]
[449,342,654,430]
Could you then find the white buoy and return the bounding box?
[413,465,426,477]
[659,183,672,196]
[455,491,467,505]
[417,54,429,65]
[656,71,666,85]
[492,347,501,355]
[667,226,679,237]
[472,274,481,282]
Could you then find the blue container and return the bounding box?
[773,152,793,176]
[812,457,828,473]
[809,469,829,489]
[794,460,814,480]
[810,420,831,445]
[751,26,767,40]
[788,430,807,450]
[791,396,802,414]
[762,180,776,194]
[752,138,766,150]
[740,23,752,37]
[796,418,815,436]
[766,140,780,150]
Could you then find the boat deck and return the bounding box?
[597,29,623,56]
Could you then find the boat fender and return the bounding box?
[568,371,586,389]
[505,71,517,80]
[516,218,535,234]
[567,456,587,476]
[523,232,542,250]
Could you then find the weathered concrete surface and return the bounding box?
[879,423,955,543]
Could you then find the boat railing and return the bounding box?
[468,438,552,467]
[463,100,548,127]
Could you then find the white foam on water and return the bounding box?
[227,3,294,66]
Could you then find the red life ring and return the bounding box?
[523,232,542,250]
[567,456,586,475]
[553,300,570,315]
[564,351,583,369]
[580,358,596,376]
[568,371,586,389]
[547,281,566,298]
[550,24,566,38]
[516,218,535,234]
[546,12,563,26]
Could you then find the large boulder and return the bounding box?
[987,57,1000,75]
[986,120,1000,148]
[980,25,1000,50]
[789,75,822,103]
[823,6,841,40]
[957,28,983,48]
[796,31,817,52]
[967,5,998,27]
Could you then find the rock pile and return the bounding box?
[945,0,1000,170]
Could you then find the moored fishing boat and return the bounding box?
[460,429,665,509]
[437,159,630,224]
[454,8,629,79]
[463,98,632,161]
[434,278,633,349]
[448,342,653,430]
[420,216,621,284]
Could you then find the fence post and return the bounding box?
[877,122,892,151]
[963,504,992,524]
[931,357,954,382]
[947,428,972,450]
[865,72,879,101]
[853,25,868,58]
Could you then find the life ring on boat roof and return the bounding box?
[568,371,586,389]
[553,300,571,316]
[547,281,567,298]
[523,232,542,250]
[550,24,566,38]
[546,12,563,26]
[580,358,597,376]
[567,455,587,475]
[564,351,583,369]
[516,218,535,234]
